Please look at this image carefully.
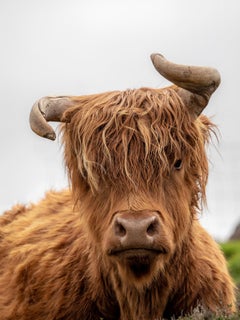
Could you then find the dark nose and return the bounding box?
[112,211,160,249]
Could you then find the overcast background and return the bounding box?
[0,0,239,241]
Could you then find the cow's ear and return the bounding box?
[151,53,221,117]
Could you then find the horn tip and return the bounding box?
[44,132,56,141]
[150,53,165,64]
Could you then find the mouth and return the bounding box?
[108,248,167,278]
[108,247,168,257]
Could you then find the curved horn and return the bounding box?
[29,96,73,140]
[150,53,221,116]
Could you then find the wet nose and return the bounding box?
[112,211,160,248]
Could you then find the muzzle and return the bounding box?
[106,210,167,256]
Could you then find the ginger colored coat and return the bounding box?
[0,86,236,319]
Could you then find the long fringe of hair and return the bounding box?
[61,86,215,211]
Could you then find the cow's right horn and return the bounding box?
[29,96,73,140]
[150,53,221,117]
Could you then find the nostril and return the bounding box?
[114,220,127,237]
[146,219,159,236]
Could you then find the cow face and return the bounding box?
[60,87,212,286]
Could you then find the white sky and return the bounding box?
[0,0,240,241]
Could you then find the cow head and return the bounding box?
[29,54,220,287]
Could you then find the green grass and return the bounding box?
[221,240,240,286]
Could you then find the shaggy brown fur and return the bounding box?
[0,87,236,319]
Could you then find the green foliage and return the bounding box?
[221,241,240,285]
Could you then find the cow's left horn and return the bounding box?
[150,53,221,116]
[29,96,73,140]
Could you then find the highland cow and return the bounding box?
[0,54,236,320]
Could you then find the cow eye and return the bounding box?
[174,159,182,170]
